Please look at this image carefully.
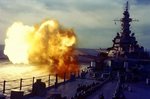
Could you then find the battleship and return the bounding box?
[0,1,150,99]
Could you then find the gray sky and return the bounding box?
[0,0,150,49]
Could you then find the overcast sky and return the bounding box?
[0,0,150,49]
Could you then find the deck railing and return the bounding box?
[0,73,68,95]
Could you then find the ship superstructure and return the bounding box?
[109,2,148,59]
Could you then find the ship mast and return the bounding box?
[121,1,132,37]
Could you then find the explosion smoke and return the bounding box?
[4,20,79,77]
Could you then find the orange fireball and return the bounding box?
[4,19,79,78]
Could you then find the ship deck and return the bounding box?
[87,81,117,99]
[5,71,150,99]
[27,79,99,99]
[124,82,150,99]
[24,78,118,99]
